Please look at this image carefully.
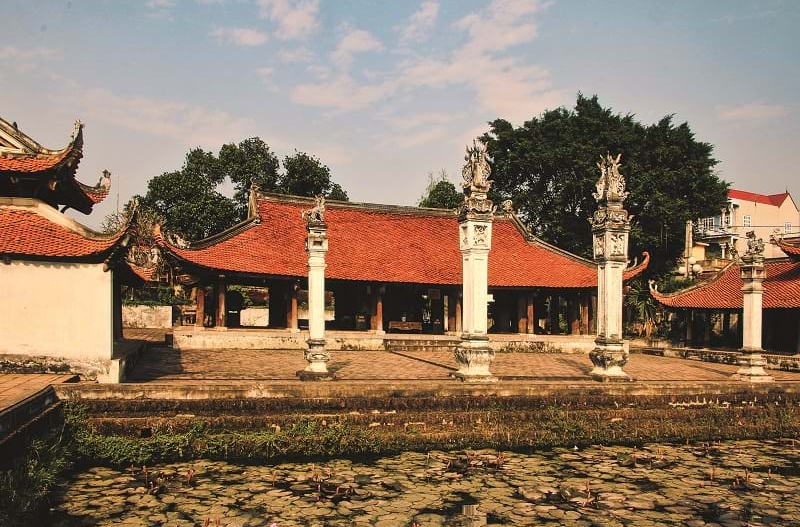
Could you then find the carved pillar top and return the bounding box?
[459,140,495,223]
[591,154,631,263]
[303,196,328,254]
[740,230,765,281]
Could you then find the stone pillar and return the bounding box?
[288,281,299,332]
[195,284,205,328]
[454,141,496,382]
[589,154,632,382]
[733,232,772,382]
[298,197,334,381]
[216,275,227,329]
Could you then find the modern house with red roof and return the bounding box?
[156,187,648,349]
[0,116,139,381]
[651,237,800,354]
[693,188,799,264]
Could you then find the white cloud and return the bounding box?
[210,27,268,46]
[278,47,314,63]
[257,0,320,40]
[716,102,788,122]
[145,0,176,19]
[62,87,255,148]
[255,67,279,92]
[290,0,561,122]
[398,1,440,44]
[0,46,61,61]
[384,112,456,130]
[331,29,384,69]
[291,75,398,112]
[396,126,447,149]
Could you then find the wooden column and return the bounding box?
[722,311,730,343]
[517,293,527,334]
[216,275,227,328]
[112,274,123,340]
[569,296,581,335]
[580,292,590,335]
[370,285,384,334]
[455,294,462,333]
[703,310,712,347]
[589,293,597,334]
[549,294,560,334]
[288,281,299,332]
[195,285,205,328]
[526,294,535,334]
[686,309,693,345]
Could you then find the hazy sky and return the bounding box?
[1,0,798,227]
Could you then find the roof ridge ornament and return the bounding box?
[303,195,326,227]
[593,153,628,204]
[745,230,765,257]
[462,139,492,194]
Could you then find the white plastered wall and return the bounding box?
[0,260,113,360]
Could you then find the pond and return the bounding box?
[49,439,800,526]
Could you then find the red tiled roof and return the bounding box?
[158,195,648,288]
[729,189,792,207]
[0,205,125,260]
[128,263,157,282]
[650,260,800,309]
[0,122,83,175]
[774,238,800,260]
[0,147,76,173]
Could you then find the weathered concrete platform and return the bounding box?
[0,373,77,444]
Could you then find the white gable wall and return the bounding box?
[0,259,113,360]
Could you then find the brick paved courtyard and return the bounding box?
[128,346,800,383]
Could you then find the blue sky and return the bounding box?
[1,0,798,227]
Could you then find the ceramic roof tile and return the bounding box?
[650,259,800,309]
[0,206,124,259]
[160,196,648,288]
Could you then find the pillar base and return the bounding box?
[454,335,497,382]
[589,341,633,382]
[297,339,334,381]
[732,349,773,383]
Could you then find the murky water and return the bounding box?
[49,439,800,526]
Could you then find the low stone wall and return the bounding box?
[122,305,172,329]
[172,328,604,353]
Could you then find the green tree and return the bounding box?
[482,94,728,273]
[218,138,281,213]
[418,169,462,209]
[139,168,238,241]
[138,140,349,241]
[280,151,348,200]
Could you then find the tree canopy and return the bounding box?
[482,94,729,274]
[136,138,348,240]
[418,169,462,209]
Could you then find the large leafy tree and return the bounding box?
[418,169,462,209]
[137,139,348,241]
[482,94,729,273]
[282,151,348,200]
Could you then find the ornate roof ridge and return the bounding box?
[256,191,460,218]
[649,259,739,302]
[0,117,83,159]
